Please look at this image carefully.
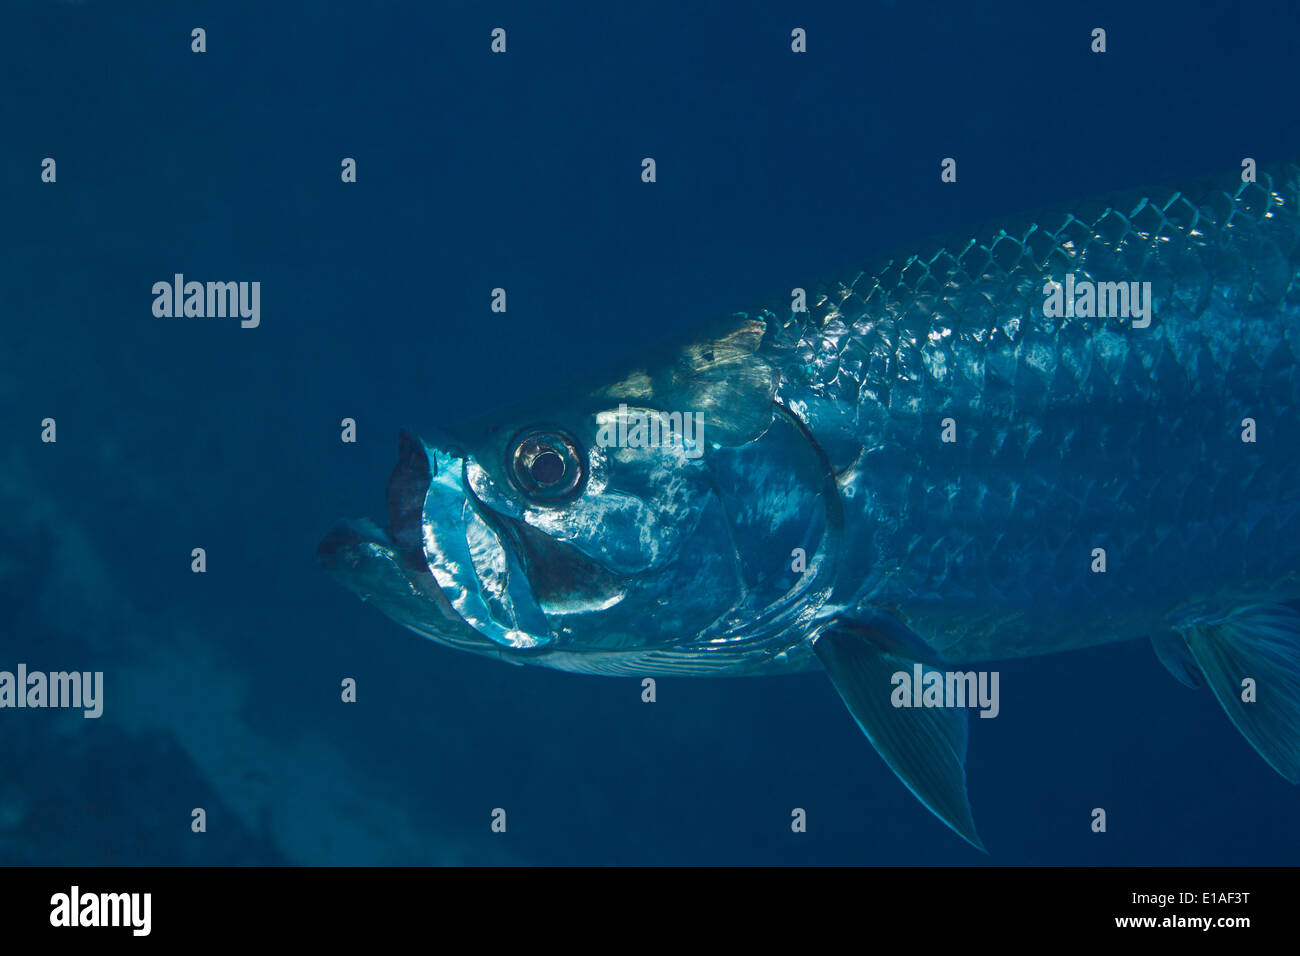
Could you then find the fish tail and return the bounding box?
[1174,603,1300,782]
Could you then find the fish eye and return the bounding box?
[507,427,587,504]
[529,450,565,485]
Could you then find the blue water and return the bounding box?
[2,0,1299,865]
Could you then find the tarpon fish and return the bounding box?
[320,161,1300,849]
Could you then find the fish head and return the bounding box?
[320,318,843,665]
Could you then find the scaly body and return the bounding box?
[322,161,1300,848]
[760,162,1300,663]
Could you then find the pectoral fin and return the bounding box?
[814,624,985,851]
[1175,602,1300,782]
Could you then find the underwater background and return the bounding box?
[2,0,1299,865]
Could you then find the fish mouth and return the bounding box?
[321,429,627,655]
[388,429,553,650]
[317,428,547,653]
